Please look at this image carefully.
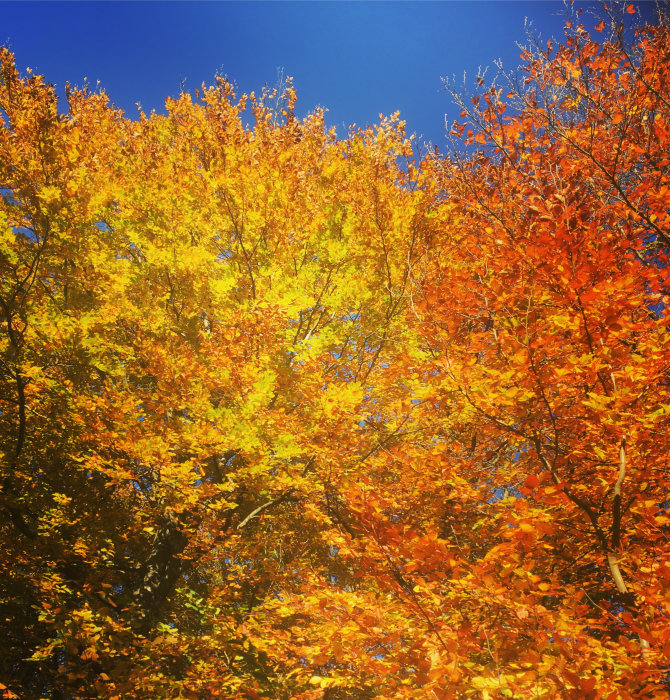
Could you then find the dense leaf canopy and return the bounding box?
[1,7,669,698]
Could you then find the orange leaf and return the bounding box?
[516,606,530,619]
[81,647,99,661]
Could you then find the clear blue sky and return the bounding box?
[0,1,658,148]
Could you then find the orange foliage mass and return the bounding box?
[1,7,669,699]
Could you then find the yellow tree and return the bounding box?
[0,49,434,698]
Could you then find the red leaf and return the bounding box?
[524,474,539,489]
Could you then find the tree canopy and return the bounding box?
[1,6,669,698]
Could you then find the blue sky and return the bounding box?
[0,1,657,148]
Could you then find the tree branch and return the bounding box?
[236,489,295,530]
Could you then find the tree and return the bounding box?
[411,5,670,696]
[1,5,669,698]
[0,51,434,698]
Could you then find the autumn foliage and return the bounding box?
[1,6,669,699]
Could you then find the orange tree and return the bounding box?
[406,6,670,697]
